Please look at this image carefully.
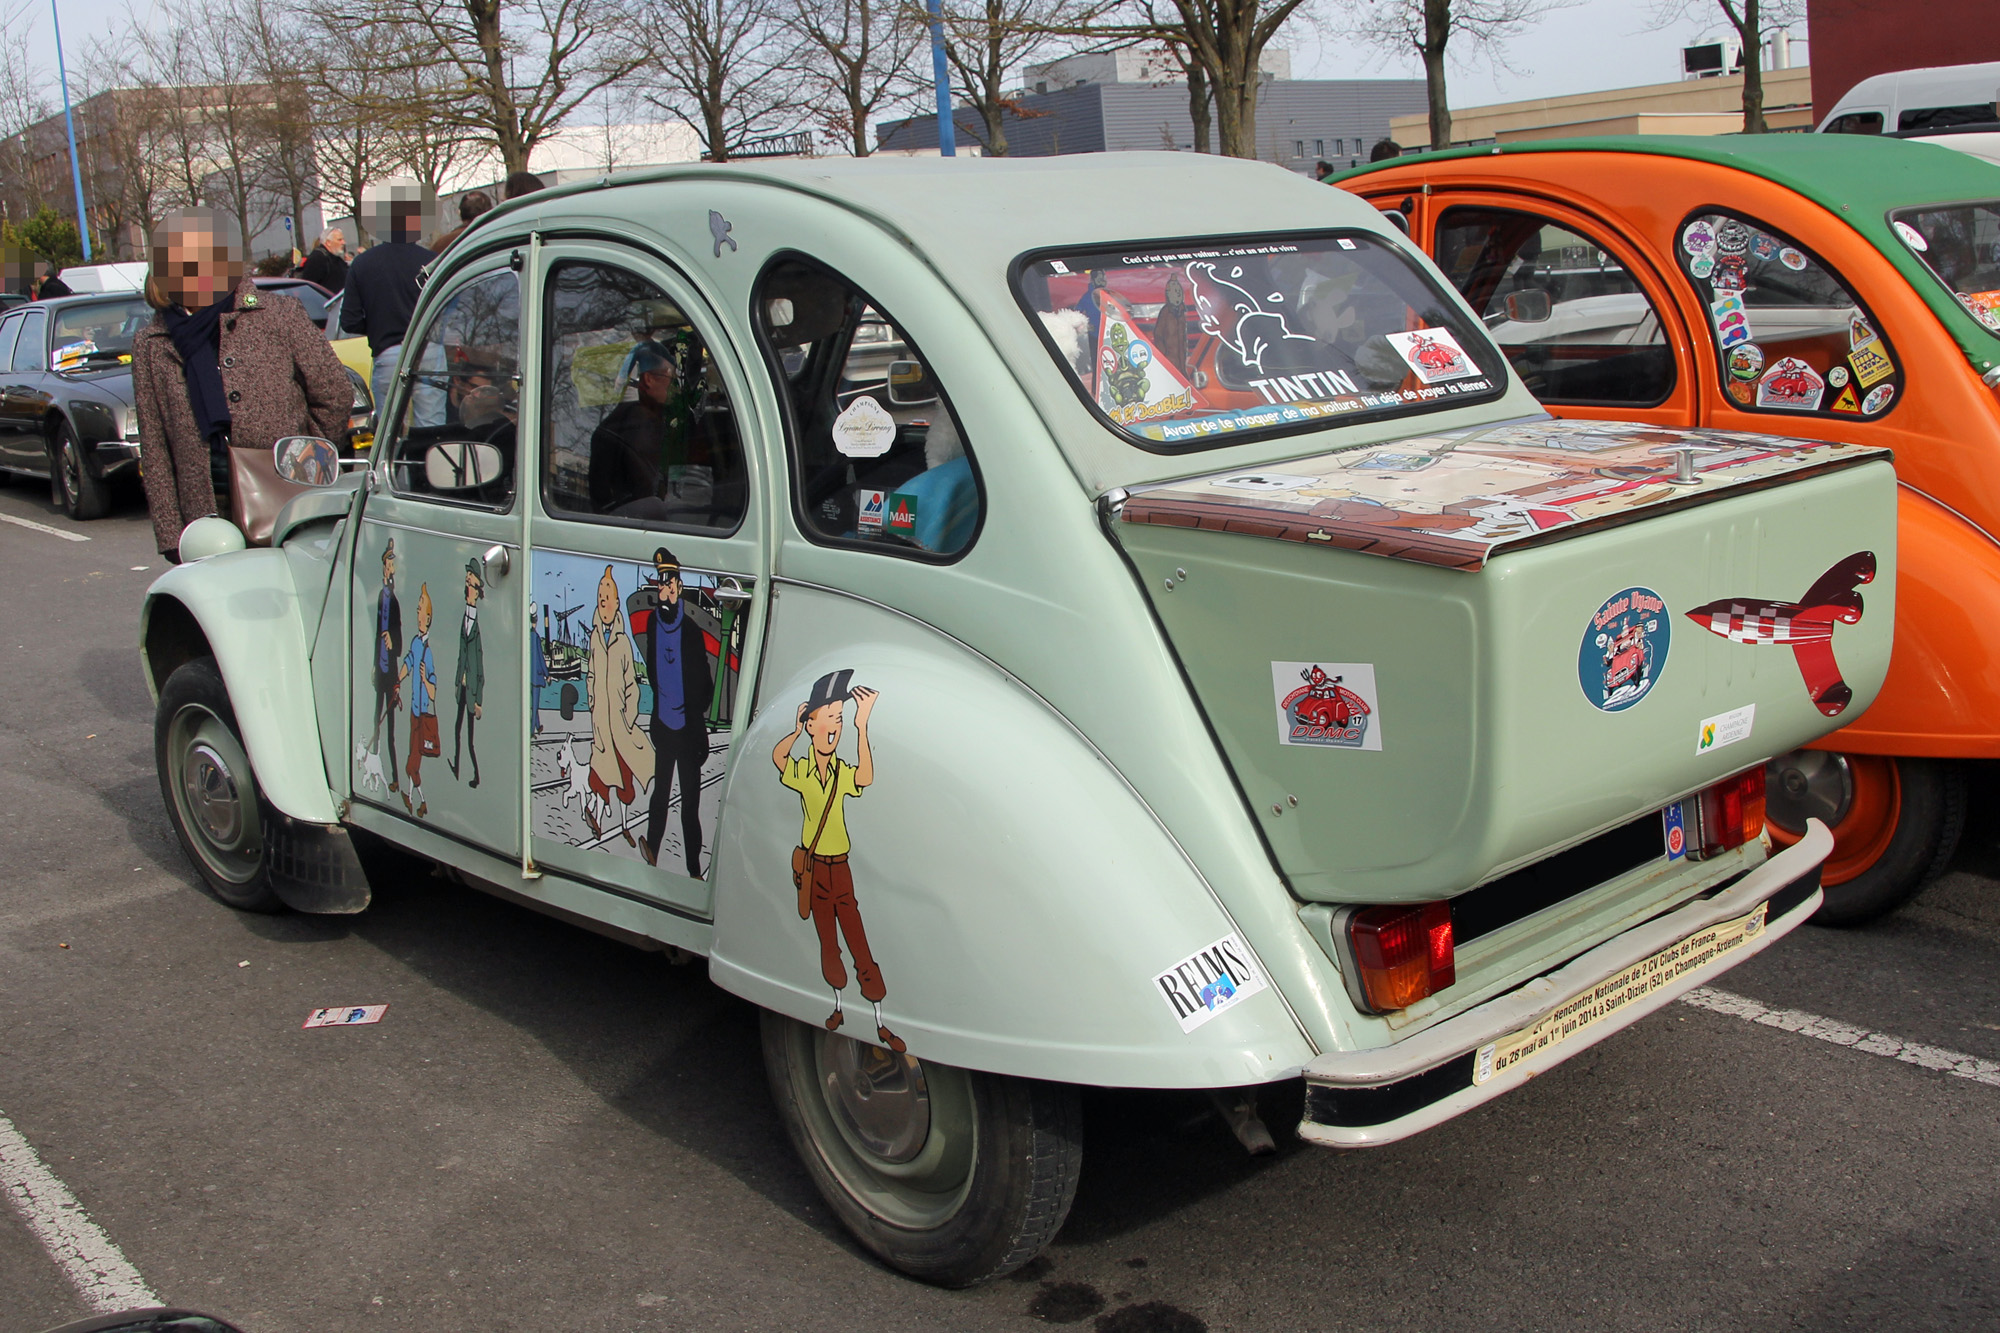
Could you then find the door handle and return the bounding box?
[481,543,511,578]
[714,577,751,604]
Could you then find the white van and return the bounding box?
[56,261,149,294]
[1817,61,2000,135]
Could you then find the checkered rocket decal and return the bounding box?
[1685,552,1876,717]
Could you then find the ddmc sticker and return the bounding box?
[1579,586,1670,712]
[1272,661,1382,750]
[1153,932,1269,1034]
[1472,900,1767,1085]
[1382,327,1480,384]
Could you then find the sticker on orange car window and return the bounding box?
[1862,384,1895,416]
[1779,248,1807,272]
[1962,291,2000,330]
[1755,357,1825,412]
[1848,332,1895,389]
[1727,343,1763,381]
[1831,385,1861,414]
[1710,294,1752,349]
[1681,220,1717,256]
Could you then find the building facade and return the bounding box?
[1389,66,1817,149]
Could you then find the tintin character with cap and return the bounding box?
[586,564,653,843]
[451,556,485,787]
[772,669,898,1051]
[369,539,403,791]
[399,582,438,817]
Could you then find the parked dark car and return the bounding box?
[0,292,149,519]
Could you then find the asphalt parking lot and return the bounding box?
[3,485,1996,1333]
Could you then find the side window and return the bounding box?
[1675,211,1904,419]
[1823,111,1884,135]
[1434,206,1673,406]
[386,269,521,507]
[540,260,749,532]
[754,257,983,558]
[0,315,22,371]
[10,309,46,371]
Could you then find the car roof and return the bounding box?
[488,152,1544,491]
[1338,134,2000,373]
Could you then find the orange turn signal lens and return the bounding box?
[1694,766,1766,858]
[1347,900,1455,1013]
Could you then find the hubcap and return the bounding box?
[182,741,244,845]
[822,1033,932,1164]
[61,440,79,503]
[1766,750,1853,834]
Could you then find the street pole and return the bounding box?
[52,0,92,262]
[926,0,955,158]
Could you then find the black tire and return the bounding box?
[1812,758,1966,926]
[760,1010,1081,1287]
[51,420,109,520]
[155,656,284,912]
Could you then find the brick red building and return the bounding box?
[1807,0,2000,118]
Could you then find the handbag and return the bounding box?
[792,760,841,919]
[228,440,310,546]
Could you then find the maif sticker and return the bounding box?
[1580,586,1670,712]
[1383,328,1479,384]
[1154,933,1268,1033]
[1696,703,1755,755]
[1273,661,1381,750]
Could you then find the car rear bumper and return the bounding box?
[1297,820,1831,1148]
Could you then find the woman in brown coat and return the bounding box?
[131,207,352,558]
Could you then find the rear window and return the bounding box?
[1014,232,1505,450]
[1888,200,2000,337]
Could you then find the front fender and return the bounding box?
[141,548,337,825]
[709,584,1317,1089]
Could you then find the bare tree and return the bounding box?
[1648,0,1803,134]
[0,0,51,225]
[295,14,402,243]
[786,0,924,157]
[640,0,805,160]
[930,0,1109,157]
[359,0,650,176]
[1348,0,1575,151]
[243,0,319,254]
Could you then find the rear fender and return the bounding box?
[140,549,338,825]
[710,584,1318,1088]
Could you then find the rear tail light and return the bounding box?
[1345,900,1455,1013]
[1692,766,1766,858]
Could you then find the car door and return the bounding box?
[0,311,24,463]
[524,241,766,919]
[348,255,525,858]
[0,306,49,468]
[1420,195,1700,426]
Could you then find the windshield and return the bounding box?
[49,297,151,370]
[1015,233,1506,449]
[1889,201,2000,335]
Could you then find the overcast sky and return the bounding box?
[15,0,1801,118]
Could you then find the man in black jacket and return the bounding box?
[630,547,714,876]
[343,188,435,410]
[301,228,348,293]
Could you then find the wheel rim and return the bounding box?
[1767,751,1899,886]
[797,1026,977,1230]
[166,704,262,883]
[59,438,80,507]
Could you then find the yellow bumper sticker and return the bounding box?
[1473,900,1769,1085]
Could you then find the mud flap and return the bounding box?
[263,809,372,914]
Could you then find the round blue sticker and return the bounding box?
[1579,586,1670,712]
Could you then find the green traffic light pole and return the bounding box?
[53,0,93,261]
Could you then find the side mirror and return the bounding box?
[885,358,940,406]
[424,439,506,491]
[1380,210,1411,236]
[1504,289,1553,323]
[272,435,342,487]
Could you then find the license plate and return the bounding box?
[1473,898,1769,1085]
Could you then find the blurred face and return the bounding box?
[151,212,242,309]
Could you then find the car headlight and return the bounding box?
[346,365,373,412]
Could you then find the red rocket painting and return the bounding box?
[1683,551,1876,716]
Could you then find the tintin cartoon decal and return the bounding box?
[400,581,439,817]
[774,669,902,1051]
[450,557,484,787]
[1580,586,1670,712]
[1185,259,1315,372]
[1272,661,1382,750]
[1684,551,1876,717]
[530,548,745,876]
[1153,933,1268,1034]
[1383,328,1478,384]
[361,538,403,797]
[1095,292,1200,425]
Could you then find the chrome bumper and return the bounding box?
[1297,819,1832,1148]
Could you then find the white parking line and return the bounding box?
[0,1109,160,1312]
[0,513,90,542]
[1683,987,2000,1088]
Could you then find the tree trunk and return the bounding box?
[1188,63,1210,153]
[1423,0,1451,150]
[1735,0,1766,134]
